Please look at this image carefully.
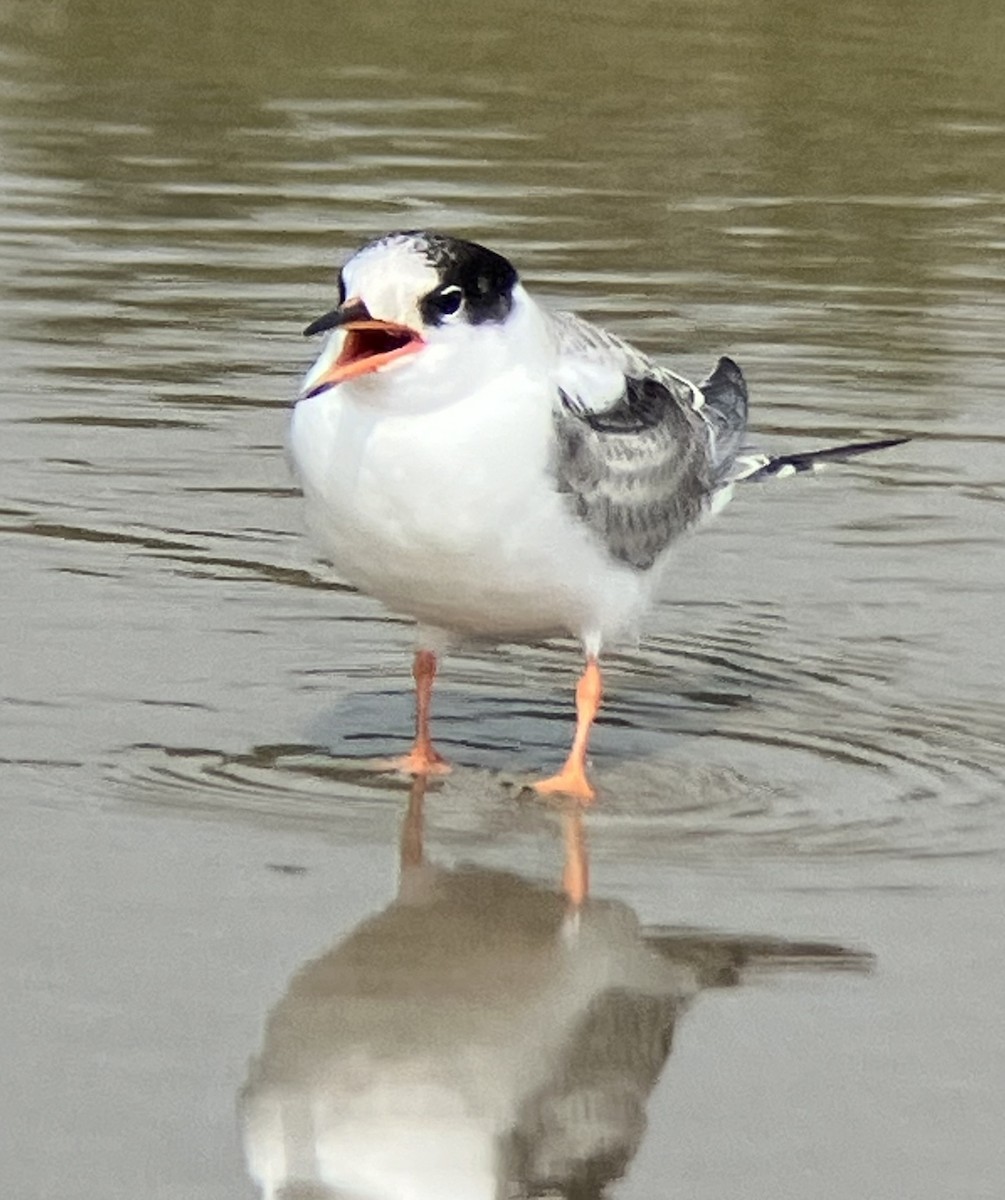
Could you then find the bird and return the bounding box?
[290,230,906,800]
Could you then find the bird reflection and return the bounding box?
[241,779,868,1200]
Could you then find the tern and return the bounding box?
[290,231,906,799]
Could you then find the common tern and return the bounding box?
[291,231,906,799]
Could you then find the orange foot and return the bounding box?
[532,764,595,803]
[531,656,601,803]
[380,744,452,777]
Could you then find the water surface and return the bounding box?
[2,2,1004,1197]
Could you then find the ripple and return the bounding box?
[110,620,1005,866]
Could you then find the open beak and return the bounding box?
[300,297,425,397]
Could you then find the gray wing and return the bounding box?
[548,312,748,570]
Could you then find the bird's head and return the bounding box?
[299,231,533,412]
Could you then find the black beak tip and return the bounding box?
[303,311,339,338]
[303,298,371,338]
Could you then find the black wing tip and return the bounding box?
[812,435,911,460]
[857,435,911,453]
[748,434,910,481]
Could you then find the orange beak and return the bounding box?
[302,297,425,397]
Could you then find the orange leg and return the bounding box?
[533,656,602,802]
[386,649,451,776]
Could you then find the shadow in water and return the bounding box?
[240,779,870,1200]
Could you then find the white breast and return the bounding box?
[289,369,649,647]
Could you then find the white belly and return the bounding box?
[289,383,649,646]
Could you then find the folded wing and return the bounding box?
[549,313,730,570]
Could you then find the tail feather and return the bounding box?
[743,436,909,482]
[700,356,748,477]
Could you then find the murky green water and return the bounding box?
[2,2,1004,1197]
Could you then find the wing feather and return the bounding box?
[545,312,904,567]
[548,313,721,570]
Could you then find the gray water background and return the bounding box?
[1,2,1004,1197]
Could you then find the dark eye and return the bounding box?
[427,285,462,318]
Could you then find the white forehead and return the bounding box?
[342,239,440,316]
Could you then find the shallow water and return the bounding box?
[2,2,1005,1197]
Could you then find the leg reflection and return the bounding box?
[561,804,589,910]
